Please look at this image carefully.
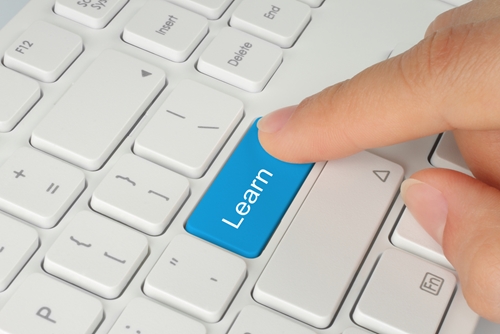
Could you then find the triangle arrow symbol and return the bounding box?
[373,170,390,183]
[141,70,152,78]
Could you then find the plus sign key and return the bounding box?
[0,147,85,228]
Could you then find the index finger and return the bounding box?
[258,17,500,163]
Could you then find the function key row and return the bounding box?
[1,0,316,106]
[53,0,321,29]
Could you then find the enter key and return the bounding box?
[186,119,313,258]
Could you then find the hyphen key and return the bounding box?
[186,119,313,258]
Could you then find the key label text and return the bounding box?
[227,42,253,67]
[156,15,179,35]
[264,5,281,20]
[222,169,273,229]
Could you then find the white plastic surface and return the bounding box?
[353,249,456,334]
[0,147,85,228]
[144,234,246,323]
[197,27,282,92]
[342,328,372,334]
[54,0,128,29]
[91,154,190,235]
[108,297,206,334]
[0,273,103,334]
[431,131,473,176]
[230,0,311,48]
[134,79,244,178]
[392,207,452,269]
[254,151,404,328]
[123,0,208,62]
[298,0,324,7]
[0,0,484,333]
[167,0,234,20]
[0,66,40,132]
[44,211,148,299]
[228,305,315,334]
[0,214,38,292]
[3,21,82,82]
[31,49,165,170]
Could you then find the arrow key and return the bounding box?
[373,170,390,182]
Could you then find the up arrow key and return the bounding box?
[141,70,152,77]
[373,170,390,182]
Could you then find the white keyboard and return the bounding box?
[0,0,483,333]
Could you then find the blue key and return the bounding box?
[186,119,313,258]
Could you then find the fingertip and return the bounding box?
[257,106,296,134]
[400,178,448,245]
[403,169,500,322]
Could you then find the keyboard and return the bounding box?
[0,0,483,333]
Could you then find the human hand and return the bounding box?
[258,0,500,323]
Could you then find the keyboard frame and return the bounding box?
[0,0,480,333]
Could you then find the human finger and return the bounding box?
[401,168,500,322]
[453,129,500,189]
[258,17,500,163]
[426,0,500,36]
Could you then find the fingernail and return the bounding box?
[400,178,448,245]
[257,106,296,133]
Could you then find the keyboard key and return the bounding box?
[55,0,128,29]
[186,119,313,258]
[392,208,452,269]
[167,0,234,20]
[0,273,103,334]
[31,49,165,171]
[44,211,148,299]
[108,297,206,334]
[298,0,324,7]
[253,151,403,328]
[353,249,456,334]
[123,0,208,62]
[197,27,282,92]
[230,0,311,48]
[430,131,473,176]
[3,21,83,82]
[0,147,85,228]
[144,234,246,323]
[0,214,38,291]
[91,154,189,235]
[134,80,244,178]
[0,66,40,132]
[228,305,315,334]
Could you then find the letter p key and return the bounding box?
[36,306,57,323]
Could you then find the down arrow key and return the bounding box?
[373,170,390,182]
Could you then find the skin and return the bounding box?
[258,0,500,323]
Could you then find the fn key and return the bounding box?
[186,119,313,258]
[353,249,456,334]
